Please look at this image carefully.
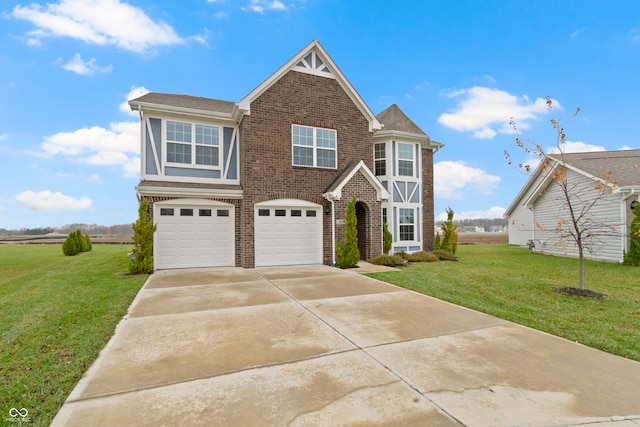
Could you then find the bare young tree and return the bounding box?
[505,97,618,291]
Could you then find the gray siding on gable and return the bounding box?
[532,168,624,262]
[223,127,237,180]
[144,118,162,176]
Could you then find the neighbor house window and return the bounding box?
[374,143,386,176]
[292,125,336,168]
[166,120,220,167]
[397,143,414,177]
[399,208,414,241]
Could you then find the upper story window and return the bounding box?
[292,125,336,169]
[397,143,414,177]
[374,143,386,176]
[166,120,219,167]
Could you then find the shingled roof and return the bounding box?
[376,104,426,135]
[553,149,640,186]
[130,92,236,115]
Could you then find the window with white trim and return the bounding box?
[399,208,414,241]
[397,143,414,177]
[374,143,386,176]
[292,125,336,168]
[166,120,219,167]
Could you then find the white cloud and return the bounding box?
[438,86,558,139]
[39,121,140,177]
[120,86,150,116]
[547,140,605,154]
[16,190,92,211]
[436,206,506,221]
[0,133,7,141]
[11,0,184,53]
[242,0,288,13]
[434,160,501,199]
[62,53,112,75]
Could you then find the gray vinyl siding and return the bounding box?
[507,203,534,245]
[531,169,624,262]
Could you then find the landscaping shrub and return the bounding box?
[62,233,80,256]
[624,202,640,266]
[129,198,156,274]
[405,251,439,263]
[336,195,360,268]
[433,249,457,261]
[383,221,392,255]
[62,229,91,256]
[368,254,406,267]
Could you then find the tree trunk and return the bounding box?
[578,245,585,290]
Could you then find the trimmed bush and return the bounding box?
[405,251,439,263]
[62,229,91,256]
[433,249,457,261]
[62,233,80,256]
[368,254,406,267]
[336,195,360,268]
[382,221,392,255]
[129,198,156,274]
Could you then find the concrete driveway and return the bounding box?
[52,264,640,426]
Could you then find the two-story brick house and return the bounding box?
[129,40,443,269]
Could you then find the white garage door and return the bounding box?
[255,200,322,267]
[155,201,234,269]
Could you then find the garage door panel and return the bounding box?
[255,204,321,267]
[155,203,234,269]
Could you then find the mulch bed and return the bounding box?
[553,287,607,300]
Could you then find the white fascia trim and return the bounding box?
[374,130,445,151]
[322,160,390,202]
[136,185,243,199]
[131,102,236,123]
[237,40,381,132]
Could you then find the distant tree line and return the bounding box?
[0,223,133,236]
[435,218,507,228]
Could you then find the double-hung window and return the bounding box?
[397,143,414,177]
[292,125,336,168]
[374,143,386,176]
[399,208,415,241]
[166,120,219,167]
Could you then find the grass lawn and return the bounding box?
[0,244,148,427]
[369,244,640,362]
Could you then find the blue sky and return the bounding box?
[1,0,639,229]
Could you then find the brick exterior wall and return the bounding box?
[333,172,383,260]
[421,147,435,250]
[239,70,375,268]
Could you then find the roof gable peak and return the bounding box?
[237,39,381,131]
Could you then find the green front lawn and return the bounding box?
[0,244,148,427]
[369,244,640,362]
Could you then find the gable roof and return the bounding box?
[237,39,381,132]
[374,104,444,151]
[377,104,426,135]
[552,149,640,187]
[322,160,390,202]
[505,149,640,216]
[129,93,237,120]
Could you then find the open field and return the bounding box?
[0,245,148,426]
[457,231,508,245]
[370,244,640,362]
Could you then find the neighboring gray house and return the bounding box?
[505,149,640,262]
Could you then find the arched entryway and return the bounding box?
[355,202,367,260]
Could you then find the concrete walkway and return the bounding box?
[52,264,640,426]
